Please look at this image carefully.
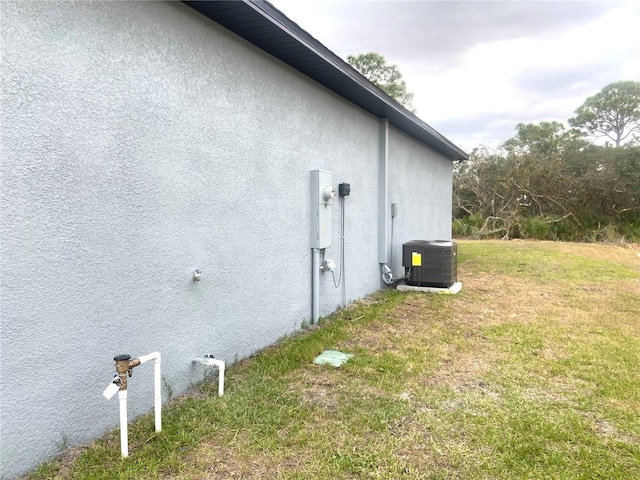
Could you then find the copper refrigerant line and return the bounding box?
[104,352,225,458]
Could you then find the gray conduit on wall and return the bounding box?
[378,118,394,285]
[312,247,320,324]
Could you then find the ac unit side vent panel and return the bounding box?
[402,240,457,288]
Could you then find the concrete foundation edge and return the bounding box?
[396,281,462,295]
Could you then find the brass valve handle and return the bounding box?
[128,358,141,376]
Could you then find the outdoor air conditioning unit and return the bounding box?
[402,240,457,288]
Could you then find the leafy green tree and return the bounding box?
[503,121,570,158]
[569,81,640,147]
[347,52,415,112]
[453,83,640,242]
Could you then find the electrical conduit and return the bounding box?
[312,248,320,324]
[378,118,394,284]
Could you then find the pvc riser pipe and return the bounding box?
[193,357,226,396]
[137,352,163,433]
[154,361,161,432]
[118,390,128,458]
[111,351,162,458]
[135,351,162,434]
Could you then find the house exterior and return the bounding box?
[0,1,467,477]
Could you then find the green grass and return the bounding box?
[29,240,640,479]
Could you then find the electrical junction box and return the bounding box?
[402,240,457,287]
[339,183,350,197]
[391,203,399,217]
[310,169,334,249]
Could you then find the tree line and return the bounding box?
[346,53,639,242]
[453,81,640,242]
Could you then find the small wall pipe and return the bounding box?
[193,356,226,396]
[312,248,320,324]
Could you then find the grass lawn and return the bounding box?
[30,240,640,479]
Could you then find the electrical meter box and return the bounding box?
[402,240,457,287]
[310,170,334,249]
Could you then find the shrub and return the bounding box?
[522,216,550,240]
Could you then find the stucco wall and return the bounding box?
[0,2,452,477]
[387,127,454,279]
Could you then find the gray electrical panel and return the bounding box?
[310,170,334,249]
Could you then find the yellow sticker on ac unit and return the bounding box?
[412,252,422,266]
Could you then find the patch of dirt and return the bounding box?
[582,413,638,444]
[345,294,381,309]
[519,378,592,406]
[169,436,313,480]
[388,412,492,479]
[289,366,387,413]
[455,272,565,325]
[420,347,496,391]
[290,369,349,412]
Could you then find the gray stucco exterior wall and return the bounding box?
[0,2,453,477]
[387,127,455,279]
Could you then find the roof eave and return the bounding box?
[183,0,469,161]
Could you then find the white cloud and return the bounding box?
[409,1,640,142]
[273,0,640,147]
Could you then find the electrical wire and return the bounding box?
[341,193,346,306]
[331,195,345,291]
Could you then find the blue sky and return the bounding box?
[271,0,640,152]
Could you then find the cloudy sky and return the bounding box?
[270,0,640,153]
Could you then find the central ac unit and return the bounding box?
[402,240,457,287]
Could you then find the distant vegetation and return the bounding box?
[454,81,640,242]
[347,52,416,113]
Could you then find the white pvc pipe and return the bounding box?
[312,248,320,324]
[111,351,162,459]
[193,357,225,396]
[137,351,162,432]
[118,390,128,458]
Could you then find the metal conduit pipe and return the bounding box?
[378,118,392,285]
[193,355,226,396]
[312,247,320,324]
